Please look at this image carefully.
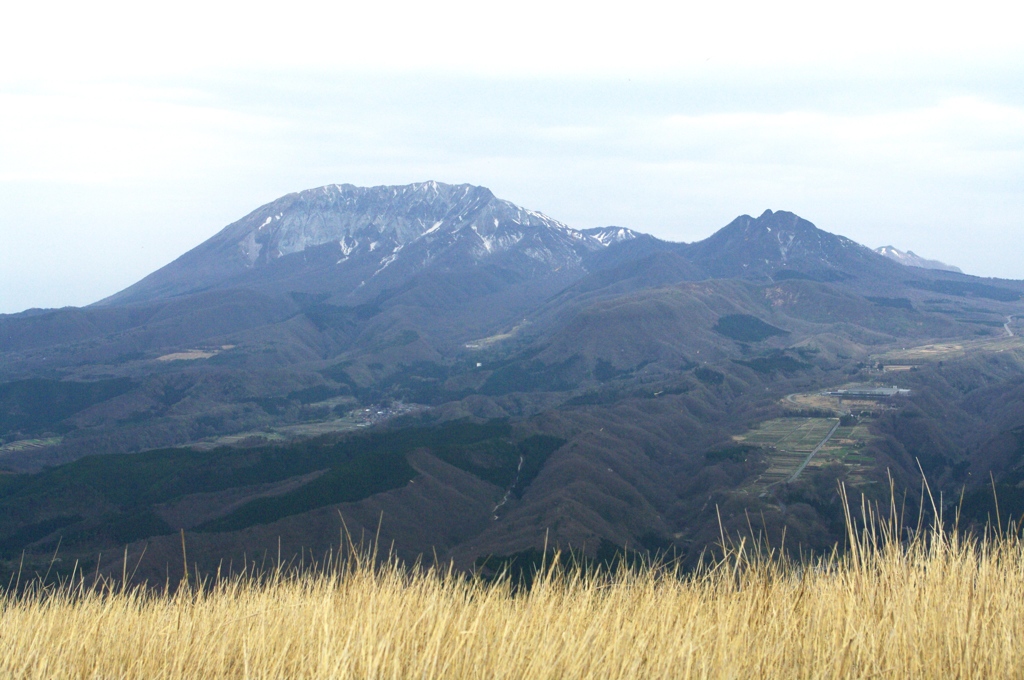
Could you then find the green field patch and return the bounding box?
[732,416,876,489]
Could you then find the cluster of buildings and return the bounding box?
[821,385,912,399]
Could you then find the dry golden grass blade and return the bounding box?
[2,513,1024,679]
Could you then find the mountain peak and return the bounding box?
[98,181,604,306]
[229,182,502,262]
[580,226,640,246]
[686,209,877,279]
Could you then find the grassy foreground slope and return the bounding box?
[3,509,1024,679]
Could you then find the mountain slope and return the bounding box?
[876,245,963,273]
[580,226,641,246]
[99,182,605,306]
[685,209,894,281]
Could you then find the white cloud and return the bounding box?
[3,0,1022,84]
[0,85,282,183]
[2,0,1023,311]
[643,97,1024,174]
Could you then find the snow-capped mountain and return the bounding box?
[875,246,962,273]
[580,226,640,246]
[100,182,607,305]
[229,182,597,267]
[96,183,977,315]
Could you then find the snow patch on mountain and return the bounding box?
[96,182,631,306]
[373,245,403,276]
[224,182,606,271]
[581,226,639,246]
[876,246,963,273]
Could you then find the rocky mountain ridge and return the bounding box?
[875,245,963,273]
[95,183,975,315]
[100,182,607,306]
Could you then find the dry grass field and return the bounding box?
[2,494,1023,679]
[871,335,1024,365]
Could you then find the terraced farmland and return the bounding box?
[0,437,62,454]
[734,417,875,488]
[808,420,876,484]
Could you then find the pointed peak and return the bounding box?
[715,209,818,237]
[686,209,878,280]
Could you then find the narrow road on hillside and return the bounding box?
[1006,316,1015,338]
[787,420,841,484]
[492,455,524,519]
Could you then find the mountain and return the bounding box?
[100,182,607,307]
[580,226,641,246]
[684,209,896,281]
[2,184,1024,585]
[875,245,963,273]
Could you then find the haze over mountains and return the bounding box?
[1,182,1022,584]
[98,182,968,309]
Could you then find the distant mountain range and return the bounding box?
[93,185,974,314]
[875,245,963,273]
[1,181,1022,585]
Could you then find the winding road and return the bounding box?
[492,455,524,519]
[1006,316,1015,338]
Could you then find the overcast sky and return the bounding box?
[2,0,1022,314]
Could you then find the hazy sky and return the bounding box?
[2,0,1022,313]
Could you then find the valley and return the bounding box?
[1,182,1023,583]
[735,417,840,486]
[735,416,877,489]
[186,401,423,451]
